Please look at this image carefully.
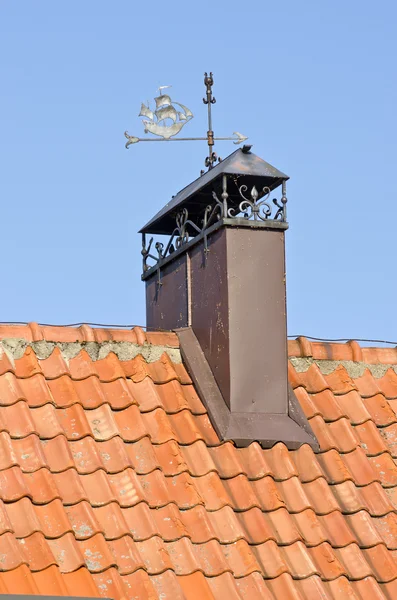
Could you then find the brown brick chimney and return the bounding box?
[140,147,318,450]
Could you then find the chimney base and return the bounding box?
[177,327,319,450]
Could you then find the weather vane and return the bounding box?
[124,72,248,170]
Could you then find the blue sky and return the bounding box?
[1,1,396,342]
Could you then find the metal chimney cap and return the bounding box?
[139,148,289,235]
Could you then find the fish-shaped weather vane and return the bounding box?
[124,72,248,170]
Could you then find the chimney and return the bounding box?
[140,147,317,450]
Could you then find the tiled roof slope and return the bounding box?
[0,324,396,599]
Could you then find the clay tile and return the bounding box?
[276,477,311,513]
[0,564,40,594]
[79,533,116,572]
[0,532,28,570]
[79,325,96,343]
[19,373,53,408]
[4,497,39,538]
[29,403,63,438]
[209,572,265,600]
[368,453,397,487]
[302,477,341,515]
[69,436,107,475]
[282,540,321,579]
[91,567,130,600]
[68,350,98,380]
[324,365,358,395]
[124,436,158,475]
[178,571,214,600]
[341,447,379,486]
[374,513,397,549]
[108,535,144,574]
[355,369,382,399]
[51,468,87,505]
[290,444,323,483]
[13,434,47,472]
[42,434,75,472]
[288,361,306,390]
[266,507,302,545]
[293,386,318,419]
[253,539,289,579]
[90,502,128,540]
[177,505,216,544]
[39,347,69,379]
[192,472,230,511]
[344,511,384,548]
[121,354,150,382]
[233,506,274,545]
[354,577,389,600]
[147,353,180,384]
[47,532,85,573]
[317,510,356,548]
[47,376,81,409]
[173,362,192,385]
[102,378,137,410]
[152,503,190,542]
[348,340,363,362]
[334,480,392,517]
[1,400,37,438]
[363,394,397,427]
[237,442,273,479]
[302,364,330,394]
[264,443,298,481]
[146,331,179,348]
[168,411,219,446]
[55,403,92,440]
[308,389,345,422]
[34,499,73,539]
[206,505,246,544]
[0,432,18,471]
[154,380,198,414]
[317,449,354,485]
[95,353,126,383]
[114,404,147,443]
[19,531,58,571]
[14,347,42,379]
[153,439,189,476]
[0,466,30,502]
[208,442,243,479]
[135,535,173,574]
[380,423,397,457]
[133,326,147,346]
[0,371,24,406]
[162,471,204,509]
[107,468,144,507]
[0,350,15,378]
[249,476,286,512]
[297,336,313,358]
[235,572,277,600]
[28,322,44,342]
[121,502,158,541]
[327,417,360,453]
[378,369,397,400]
[292,509,328,547]
[335,390,373,425]
[363,544,397,582]
[31,565,70,596]
[85,404,118,441]
[220,538,259,577]
[309,542,346,580]
[141,408,176,444]
[163,537,202,576]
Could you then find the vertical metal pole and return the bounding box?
[203,72,216,169]
[281,181,287,222]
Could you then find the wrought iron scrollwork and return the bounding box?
[142,176,288,274]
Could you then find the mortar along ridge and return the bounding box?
[290,356,397,378]
[0,338,182,364]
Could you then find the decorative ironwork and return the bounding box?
[124,73,248,167]
[141,175,288,274]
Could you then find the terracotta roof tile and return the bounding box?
[0,332,396,597]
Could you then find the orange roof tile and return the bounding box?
[0,324,395,598]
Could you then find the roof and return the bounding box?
[0,323,396,599]
[140,148,289,235]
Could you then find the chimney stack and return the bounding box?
[140,147,318,450]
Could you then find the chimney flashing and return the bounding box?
[176,327,319,450]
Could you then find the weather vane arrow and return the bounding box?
[124,72,248,170]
